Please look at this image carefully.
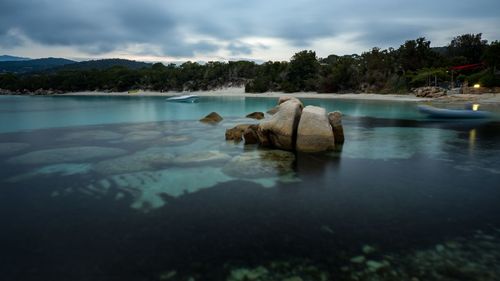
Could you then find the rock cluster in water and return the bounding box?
[225,97,344,153]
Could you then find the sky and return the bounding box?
[0,0,499,63]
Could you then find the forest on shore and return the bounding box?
[0,33,499,94]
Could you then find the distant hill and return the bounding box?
[0,55,31,62]
[0,58,75,73]
[52,59,152,72]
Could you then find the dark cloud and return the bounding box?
[354,22,428,49]
[162,40,220,57]
[227,42,253,56]
[1,0,499,58]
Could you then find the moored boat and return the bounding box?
[417,104,492,119]
[166,94,199,103]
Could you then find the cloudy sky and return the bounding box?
[1,0,499,62]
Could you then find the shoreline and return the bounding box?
[3,87,500,104]
[62,87,431,102]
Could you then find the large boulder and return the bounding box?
[200,112,223,123]
[266,106,280,115]
[259,99,303,150]
[328,111,345,145]
[278,96,304,109]
[296,106,335,152]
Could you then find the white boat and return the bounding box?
[166,94,199,103]
[417,104,492,119]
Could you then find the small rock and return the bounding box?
[228,266,268,281]
[362,245,376,255]
[246,112,265,120]
[159,270,176,280]
[435,244,445,252]
[200,112,223,123]
[350,256,366,264]
[365,260,390,272]
[282,277,303,281]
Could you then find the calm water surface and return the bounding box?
[1,95,500,281]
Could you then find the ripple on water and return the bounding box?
[59,130,123,141]
[7,163,92,182]
[341,127,458,160]
[0,142,31,155]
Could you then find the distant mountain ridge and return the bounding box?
[0,55,31,62]
[0,58,76,73]
[53,59,152,72]
[0,57,152,74]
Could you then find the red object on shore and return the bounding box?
[450,63,484,71]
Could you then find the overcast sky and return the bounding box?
[1,0,499,62]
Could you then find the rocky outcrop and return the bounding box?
[225,124,252,142]
[200,112,223,123]
[224,97,345,153]
[259,98,303,150]
[266,106,280,115]
[296,106,335,152]
[243,125,260,145]
[246,112,265,120]
[328,111,345,145]
[278,96,304,108]
[414,87,447,98]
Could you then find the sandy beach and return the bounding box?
[64,87,429,101]
[63,87,500,105]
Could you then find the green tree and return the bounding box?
[285,50,320,92]
[447,33,487,64]
[397,37,439,71]
[483,41,500,72]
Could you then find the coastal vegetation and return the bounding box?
[0,33,499,94]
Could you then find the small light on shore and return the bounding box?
[473,84,481,88]
[472,104,480,111]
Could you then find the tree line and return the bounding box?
[1,33,499,94]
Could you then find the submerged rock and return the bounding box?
[0,142,30,155]
[350,256,366,264]
[156,135,194,146]
[172,150,231,165]
[93,147,174,175]
[366,260,390,272]
[227,266,269,281]
[296,106,335,152]
[246,112,265,120]
[93,166,232,210]
[8,146,127,165]
[259,99,302,150]
[222,150,295,178]
[200,112,223,123]
[122,130,162,142]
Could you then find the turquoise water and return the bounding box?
[1,95,500,281]
[0,95,428,132]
